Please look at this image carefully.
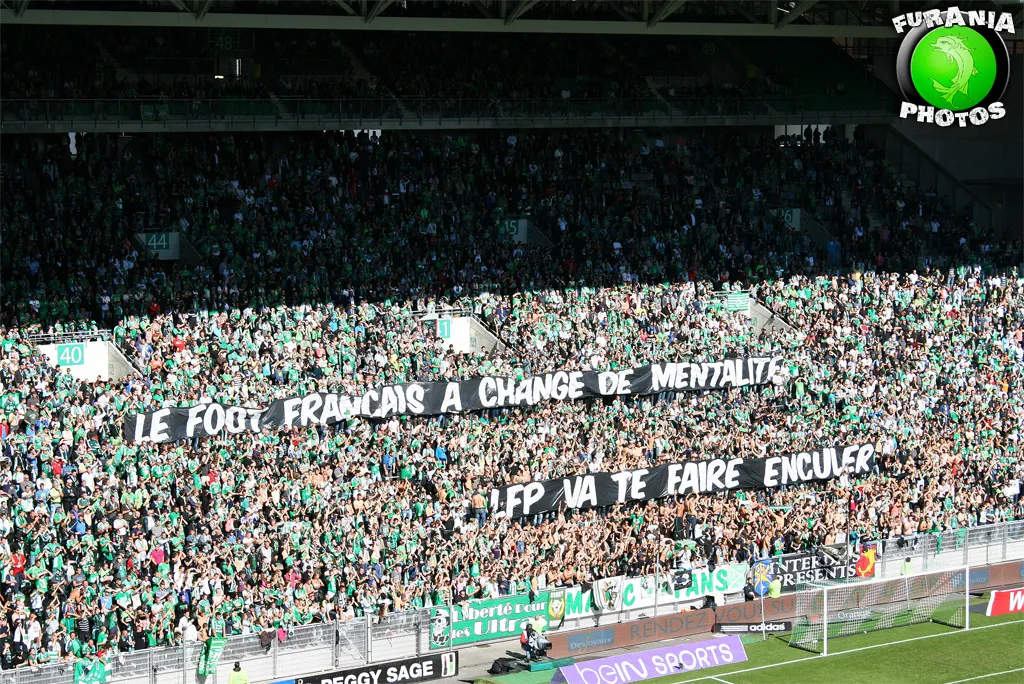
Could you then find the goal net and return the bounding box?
[789,567,970,655]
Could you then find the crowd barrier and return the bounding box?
[0,95,895,132]
[2,520,1021,684]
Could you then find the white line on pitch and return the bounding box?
[677,619,1024,683]
[946,668,1024,684]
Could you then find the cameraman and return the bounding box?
[520,624,537,661]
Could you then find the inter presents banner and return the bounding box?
[124,357,783,443]
[490,444,877,518]
[770,542,880,592]
[428,592,552,649]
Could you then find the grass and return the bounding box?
[655,596,1024,684]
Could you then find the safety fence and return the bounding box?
[875,519,1024,578]
[744,520,1024,600]
[0,95,896,133]
[711,552,1024,640]
[22,329,112,345]
[2,519,1021,684]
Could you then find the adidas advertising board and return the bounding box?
[284,653,459,684]
[715,622,792,634]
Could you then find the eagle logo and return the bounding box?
[855,549,877,577]
[753,560,776,597]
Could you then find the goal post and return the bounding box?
[789,567,971,655]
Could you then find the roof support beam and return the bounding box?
[732,4,760,25]
[167,0,188,11]
[769,2,777,25]
[194,0,213,21]
[777,0,818,28]
[505,0,540,26]
[365,0,394,23]
[647,0,685,29]
[473,1,493,20]
[13,0,28,18]
[0,9,944,38]
[327,0,357,16]
[610,4,635,22]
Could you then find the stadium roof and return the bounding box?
[2,0,1021,38]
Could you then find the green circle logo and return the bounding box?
[909,27,998,111]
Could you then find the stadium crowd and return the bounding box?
[0,127,1021,669]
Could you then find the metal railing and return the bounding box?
[3,519,1020,684]
[755,519,1024,587]
[874,519,1024,578]
[22,330,111,345]
[0,94,897,131]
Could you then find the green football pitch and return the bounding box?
[658,597,1024,684]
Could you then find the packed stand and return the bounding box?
[603,37,774,115]
[0,27,121,117]
[0,129,1022,669]
[270,32,394,118]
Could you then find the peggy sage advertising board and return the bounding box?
[551,635,748,684]
[274,653,459,684]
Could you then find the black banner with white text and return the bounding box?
[489,443,877,518]
[124,357,782,443]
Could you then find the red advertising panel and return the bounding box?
[985,587,1024,617]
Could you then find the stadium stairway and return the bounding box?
[94,39,132,83]
[841,189,852,211]
[750,298,795,336]
[864,125,997,237]
[268,93,291,118]
[596,37,681,116]
[642,76,683,117]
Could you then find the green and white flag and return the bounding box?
[197,637,228,676]
[74,658,110,684]
[726,291,750,315]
